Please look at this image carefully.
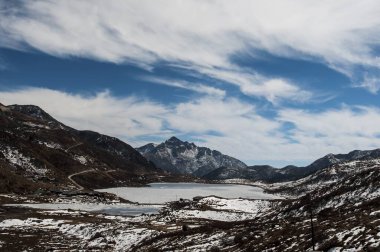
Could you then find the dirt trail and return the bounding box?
[67,168,95,190]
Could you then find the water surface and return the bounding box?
[97,182,281,204]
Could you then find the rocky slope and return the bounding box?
[0,103,162,192]
[137,137,247,176]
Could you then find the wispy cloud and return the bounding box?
[141,77,226,98]
[2,0,380,97]
[354,73,380,94]
[197,67,312,103]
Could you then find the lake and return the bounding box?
[97,182,281,204]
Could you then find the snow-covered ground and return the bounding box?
[165,196,275,222]
[171,209,256,222]
[0,196,277,250]
[0,218,65,229]
[198,196,271,214]
[0,216,160,251]
[97,182,282,204]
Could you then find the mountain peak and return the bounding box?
[8,104,57,122]
[166,136,183,144]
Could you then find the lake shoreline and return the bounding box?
[97,182,282,204]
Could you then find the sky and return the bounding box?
[1,0,380,167]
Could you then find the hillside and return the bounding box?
[0,103,162,192]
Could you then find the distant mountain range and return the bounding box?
[0,103,162,192]
[204,150,380,182]
[138,136,380,182]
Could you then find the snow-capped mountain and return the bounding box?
[137,137,247,176]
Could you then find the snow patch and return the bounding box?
[199,196,271,215]
[22,121,51,129]
[0,218,65,229]
[0,146,48,175]
[73,155,88,165]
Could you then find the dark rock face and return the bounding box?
[0,104,161,192]
[137,137,247,176]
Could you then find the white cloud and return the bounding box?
[194,66,312,103]
[4,0,380,98]
[277,106,380,159]
[2,87,380,165]
[167,97,279,134]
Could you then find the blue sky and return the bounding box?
[1,0,380,167]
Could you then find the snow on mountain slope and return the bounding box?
[266,157,380,221]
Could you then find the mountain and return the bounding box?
[204,149,380,182]
[0,103,162,192]
[137,137,247,176]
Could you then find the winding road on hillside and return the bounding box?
[65,142,118,190]
[67,168,95,190]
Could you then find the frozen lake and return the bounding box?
[97,182,281,204]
